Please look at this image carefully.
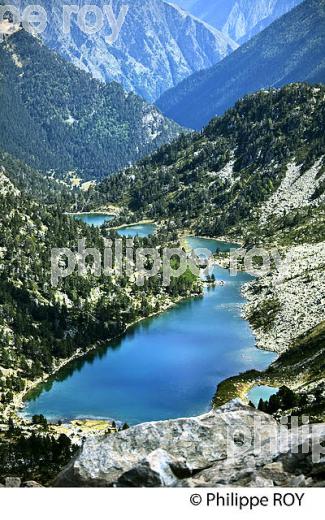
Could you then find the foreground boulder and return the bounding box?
[54,401,325,487]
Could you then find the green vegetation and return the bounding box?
[214,322,325,421]
[0,422,77,484]
[272,321,325,372]
[213,370,261,408]
[0,151,77,208]
[92,83,325,245]
[257,383,325,425]
[257,205,325,246]
[258,386,304,414]
[247,298,282,333]
[0,26,324,483]
[31,415,48,428]
[0,157,201,417]
[0,30,180,181]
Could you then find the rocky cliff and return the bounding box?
[13,0,237,102]
[54,401,325,487]
[177,0,303,43]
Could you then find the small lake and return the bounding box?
[72,213,157,238]
[117,223,156,238]
[23,236,275,424]
[186,236,240,253]
[248,386,279,407]
[72,213,114,227]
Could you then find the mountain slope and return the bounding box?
[0,29,181,180]
[13,0,237,102]
[96,83,325,242]
[93,83,325,383]
[176,0,302,43]
[0,151,75,207]
[157,0,325,129]
[0,151,200,414]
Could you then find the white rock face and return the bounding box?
[13,0,237,102]
[244,242,325,354]
[242,156,325,354]
[54,401,325,487]
[260,159,325,225]
[177,0,302,43]
[0,167,20,197]
[214,158,236,185]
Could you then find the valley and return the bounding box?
[21,235,275,426]
[0,0,324,491]
[11,0,237,102]
[0,29,181,180]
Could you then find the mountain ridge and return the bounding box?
[0,29,181,180]
[96,82,325,243]
[157,0,325,129]
[176,0,303,43]
[12,0,238,102]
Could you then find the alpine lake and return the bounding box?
[22,215,276,424]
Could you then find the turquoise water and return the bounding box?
[72,213,114,227]
[73,213,156,238]
[248,386,279,407]
[23,237,275,424]
[117,223,156,238]
[186,236,240,253]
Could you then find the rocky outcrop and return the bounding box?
[243,242,325,353]
[260,158,325,225]
[2,477,43,488]
[54,401,325,487]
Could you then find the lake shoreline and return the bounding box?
[4,232,277,431]
[109,219,156,231]
[4,291,203,427]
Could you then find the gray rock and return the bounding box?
[259,462,288,486]
[22,481,43,488]
[54,401,300,487]
[5,477,21,488]
[54,400,325,487]
[247,476,274,488]
[13,0,237,102]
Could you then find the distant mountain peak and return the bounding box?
[176,0,303,43]
[157,0,325,129]
[12,0,237,102]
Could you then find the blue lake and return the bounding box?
[117,223,156,238]
[23,236,276,424]
[248,386,279,407]
[186,236,240,253]
[72,213,157,238]
[72,213,114,227]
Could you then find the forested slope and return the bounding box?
[97,83,325,243]
[0,30,181,181]
[0,153,200,411]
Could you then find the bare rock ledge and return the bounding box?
[54,401,325,488]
